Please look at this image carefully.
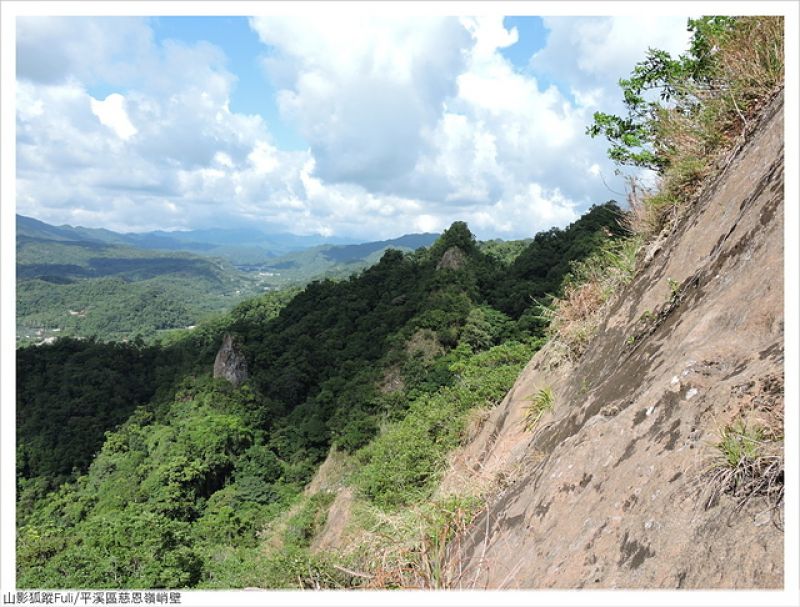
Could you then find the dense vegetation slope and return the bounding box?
[16,203,625,588]
[16,234,262,344]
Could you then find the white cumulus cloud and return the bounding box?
[15,15,694,240]
[249,16,470,188]
[532,16,693,111]
[90,93,137,140]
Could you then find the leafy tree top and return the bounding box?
[429,221,478,260]
[586,16,737,172]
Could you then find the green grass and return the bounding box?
[667,277,681,299]
[700,419,783,521]
[283,492,336,549]
[522,387,555,431]
[717,421,764,469]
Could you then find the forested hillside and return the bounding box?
[14,14,786,593]
[16,234,262,344]
[16,217,439,344]
[16,202,626,588]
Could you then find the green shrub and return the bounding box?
[353,342,535,509]
[233,445,282,504]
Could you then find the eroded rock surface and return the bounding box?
[436,246,467,271]
[213,333,249,387]
[443,93,784,589]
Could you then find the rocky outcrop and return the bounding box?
[436,246,467,271]
[213,333,249,387]
[443,93,784,589]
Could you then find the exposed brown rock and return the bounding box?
[305,448,351,495]
[310,488,355,554]
[405,328,444,360]
[302,449,355,555]
[442,92,785,589]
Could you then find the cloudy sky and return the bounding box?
[15,14,693,240]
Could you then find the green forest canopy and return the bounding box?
[17,203,627,588]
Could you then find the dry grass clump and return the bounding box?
[621,177,667,237]
[541,236,641,361]
[700,419,784,526]
[333,495,485,589]
[714,17,784,110]
[544,283,605,361]
[460,406,492,446]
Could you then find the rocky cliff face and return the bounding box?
[442,93,784,589]
[436,246,467,271]
[213,333,249,387]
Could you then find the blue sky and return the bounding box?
[15,15,693,240]
[148,16,307,151]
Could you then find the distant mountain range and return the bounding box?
[245,233,442,285]
[15,214,440,343]
[16,215,436,264]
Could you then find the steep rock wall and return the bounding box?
[444,93,784,589]
[213,333,249,387]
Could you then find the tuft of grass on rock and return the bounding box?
[522,387,555,432]
[701,419,784,525]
